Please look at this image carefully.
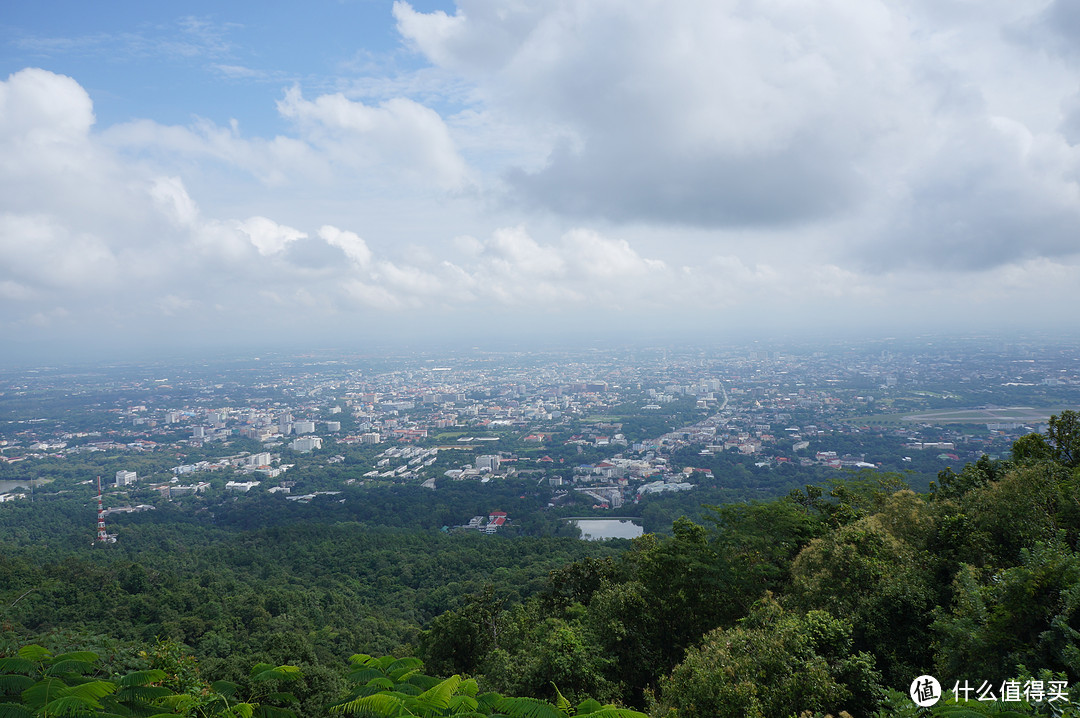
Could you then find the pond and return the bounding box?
[569,518,644,540]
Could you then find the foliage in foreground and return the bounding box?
[0,645,647,718]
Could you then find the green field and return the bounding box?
[901,406,1062,424]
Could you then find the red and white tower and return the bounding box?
[96,476,108,543]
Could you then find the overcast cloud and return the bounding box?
[2,1,1080,358]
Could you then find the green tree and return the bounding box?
[651,595,882,718]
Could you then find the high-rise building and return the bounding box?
[475,455,500,472]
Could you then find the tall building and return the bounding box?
[476,455,500,472]
[115,470,137,486]
[290,436,322,453]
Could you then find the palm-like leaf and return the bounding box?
[116,685,173,702]
[63,680,117,702]
[0,702,33,718]
[15,648,50,664]
[447,694,478,715]
[494,697,565,718]
[346,669,381,685]
[0,677,34,696]
[330,692,407,717]
[48,654,97,666]
[415,676,462,712]
[251,666,299,683]
[0,660,34,677]
[44,661,95,678]
[22,678,69,709]
[43,695,100,716]
[118,671,167,689]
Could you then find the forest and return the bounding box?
[4,412,1080,716]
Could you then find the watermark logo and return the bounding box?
[910,675,942,707]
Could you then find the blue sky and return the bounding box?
[2,1,454,132]
[2,1,1080,361]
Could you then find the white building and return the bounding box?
[325,421,341,432]
[293,420,316,434]
[290,436,323,453]
[246,452,272,467]
[226,480,261,492]
[475,455,500,472]
[115,470,137,486]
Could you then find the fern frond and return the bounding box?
[447,694,478,714]
[45,660,95,677]
[0,676,33,695]
[475,692,503,712]
[116,684,172,702]
[0,659,34,676]
[384,658,423,677]
[0,702,33,718]
[262,693,299,705]
[552,686,571,713]
[50,653,98,666]
[330,692,406,716]
[228,702,255,718]
[119,670,167,688]
[22,677,71,708]
[211,681,239,697]
[15,647,50,663]
[346,669,385,686]
[64,680,118,702]
[494,696,565,718]
[574,708,649,718]
[251,666,300,683]
[415,675,462,711]
[364,678,394,691]
[43,695,99,716]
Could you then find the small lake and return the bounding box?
[0,479,34,494]
[570,518,644,541]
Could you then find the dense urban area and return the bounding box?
[4,337,1078,517]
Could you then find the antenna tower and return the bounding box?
[96,476,109,543]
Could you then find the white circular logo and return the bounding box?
[910,675,942,707]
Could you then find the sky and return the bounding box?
[2,0,1080,361]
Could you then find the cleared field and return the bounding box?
[901,406,1062,424]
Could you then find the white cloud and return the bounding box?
[319,225,373,268]
[277,86,470,190]
[236,216,307,256]
[394,0,1080,272]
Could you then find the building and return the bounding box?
[476,454,500,472]
[246,452,272,467]
[293,420,316,434]
[225,480,261,492]
[115,470,137,486]
[290,436,322,453]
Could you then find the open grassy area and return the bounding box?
[846,406,1067,426]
